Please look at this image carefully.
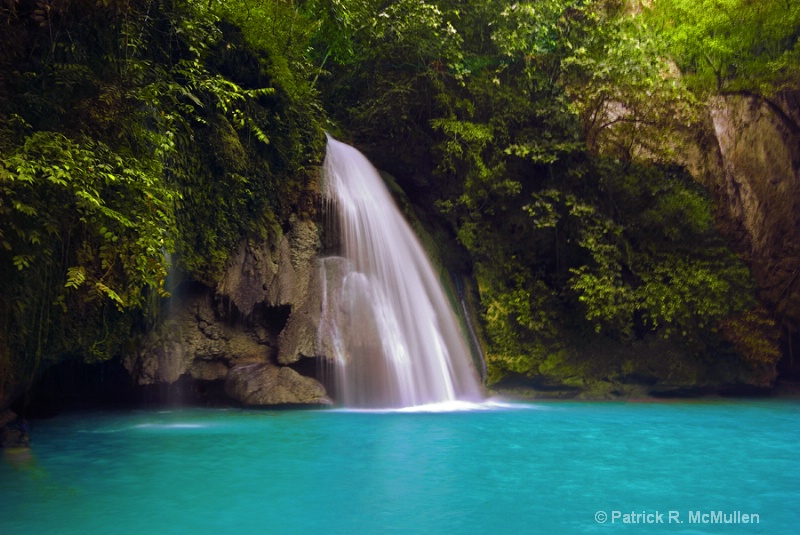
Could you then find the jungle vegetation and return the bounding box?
[1,0,797,400]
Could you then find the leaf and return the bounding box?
[95,282,124,306]
[12,255,33,270]
[180,88,204,107]
[65,266,87,289]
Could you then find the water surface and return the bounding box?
[1,400,797,534]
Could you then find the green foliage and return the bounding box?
[0,0,326,389]
[1,129,175,309]
[480,267,569,383]
[312,0,464,145]
[0,0,783,397]
[556,3,698,159]
[646,0,800,95]
[315,0,766,384]
[208,0,324,159]
[566,162,755,340]
[0,123,176,381]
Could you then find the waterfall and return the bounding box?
[318,135,483,408]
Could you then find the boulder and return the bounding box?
[224,363,332,406]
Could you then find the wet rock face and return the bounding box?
[216,214,319,315]
[124,289,273,385]
[707,93,800,336]
[679,90,799,370]
[710,95,800,257]
[127,216,331,406]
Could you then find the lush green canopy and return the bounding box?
[645,0,800,95]
[309,0,782,381]
[1,0,791,399]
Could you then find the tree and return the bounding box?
[0,0,326,402]
[645,0,800,96]
[318,0,766,382]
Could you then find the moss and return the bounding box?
[209,114,248,172]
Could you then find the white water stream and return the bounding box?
[318,135,483,408]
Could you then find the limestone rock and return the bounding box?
[124,213,333,404]
[277,266,324,365]
[276,311,319,365]
[0,411,29,449]
[0,426,29,448]
[709,94,800,260]
[189,360,231,382]
[125,290,274,386]
[224,363,332,406]
[217,215,320,314]
[210,215,326,366]
[677,91,799,378]
[709,93,799,360]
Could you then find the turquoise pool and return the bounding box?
[1,400,797,534]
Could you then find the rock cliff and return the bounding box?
[684,91,799,373]
[125,215,332,406]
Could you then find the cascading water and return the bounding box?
[319,135,483,408]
